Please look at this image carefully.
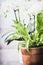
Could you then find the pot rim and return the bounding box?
[21,46,43,50]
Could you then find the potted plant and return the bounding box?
[2,11,43,65]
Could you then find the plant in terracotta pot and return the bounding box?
[2,11,43,65]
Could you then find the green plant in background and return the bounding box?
[2,11,43,51]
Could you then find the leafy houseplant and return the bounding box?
[2,11,43,65]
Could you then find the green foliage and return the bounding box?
[2,11,43,51]
[37,12,43,44]
[29,12,43,47]
[37,12,43,33]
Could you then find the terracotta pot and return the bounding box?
[30,47,43,65]
[21,47,43,65]
[21,47,31,65]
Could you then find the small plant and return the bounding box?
[2,11,43,51]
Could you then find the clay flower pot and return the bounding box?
[21,47,31,65]
[30,47,43,65]
[21,47,43,65]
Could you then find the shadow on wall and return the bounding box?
[0,42,3,49]
[0,45,2,49]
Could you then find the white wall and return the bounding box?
[0,0,43,65]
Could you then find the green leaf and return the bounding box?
[37,12,43,33]
[2,30,14,38]
[5,39,14,45]
[4,33,15,41]
[18,42,23,52]
[38,29,43,38]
